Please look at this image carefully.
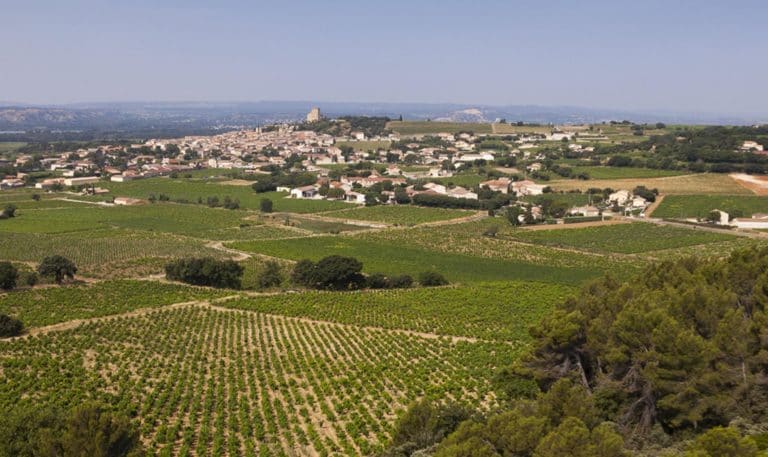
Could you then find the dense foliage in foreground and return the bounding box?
[405,247,768,456]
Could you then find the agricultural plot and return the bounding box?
[509,221,735,254]
[355,219,642,276]
[224,281,574,341]
[99,178,350,213]
[0,280,231,328]
[568,166,688,180]
[322,205,472,225]
[386,121,493,135]
[229,235,607,285]
[547,173,751,195]
[0,306,519,456]
[652,195,768,219]
[0,230,227,277]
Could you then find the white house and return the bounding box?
[63,176,100,187]
[512,180,545,196]
[569,205,600,217]
[608,190,632,205]
[732,214,768,229]
[289,185,319,199]
[447,186,478,200]
[480,178,512,194]
[345,191,366,204]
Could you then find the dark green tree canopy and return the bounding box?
[37,255,77,284]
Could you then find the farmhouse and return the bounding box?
[511,180,545,196]
[64,176,100,187]
[569,205,600,217]
[480,177,512,194]
[289,185,320,199]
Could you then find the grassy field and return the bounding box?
[386,121,493,135]
[509,221,736,254]
[228,235,606,285]
[98,177,350,213]
[0,142,26,154]
[354,219,641,276]
[548,173,751,195]
[323,205,472,225]
[653,195,768,219]
[569,166,688,180]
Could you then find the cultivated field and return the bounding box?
[509,221,736,254]
[547,173,751,195]
[386,121,493,135]
[568,166,688,180]
[0,303,519,456]
[652,195,768,219]
[321,205,472,225]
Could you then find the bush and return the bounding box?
[260,198,273,213]
[0,403,143,457]
[2,204,16,218]
[0,261,18,290]
[165,257,244,289]
[419,271,449,287]
[367,273,413,289]
[0,314,23,337]
[37,255,77,284]
[256,261,283,289]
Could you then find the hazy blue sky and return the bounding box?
[1,0,766,114]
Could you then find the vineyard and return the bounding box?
[228,235,605,285]
[0,230,228,277]
[507,221,736,254]
[98,178,350,213]
[320,205,472,225]
[222,281,574,341]
[0,305,519,456]
[0,280,232,328]
[652,194,768,219]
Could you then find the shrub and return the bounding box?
[256,261,283,289]
[419,271,449,287]
[165,257,244,289]
[0,262,18,290]
[0,314,23,337]
[260,198,273,213]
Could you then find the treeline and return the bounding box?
[387,247,768,456]
[596,126,768,173]
[165,257,244,289]
[291,255,448,291]
[297,116,391,137]
[251,172,316,193]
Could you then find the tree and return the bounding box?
[257,261,283,289]
[389,399,471,454]
[311,255,365,290]
[685,426,758,457]
[260,198,273,213]
[291,256,365,290]
[419,271,449,287]
[165,257,244,289]
[0,314,23,337]
[37,255,77,284]
[1,204,16,218]
[507,206,523,226]
[0,262,18,290]
[0,404,143,457]
[291,259,316,286]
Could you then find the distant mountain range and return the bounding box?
[0,101,765,138]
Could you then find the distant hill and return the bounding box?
[0,101,764,139]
